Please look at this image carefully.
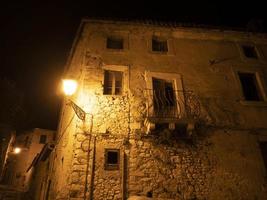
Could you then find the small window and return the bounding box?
[242,45,258,58]
[259,142,267,171]
[103,70,123,95]
[105,149,120,170]
[238,72,263,101]
[107,37,123,50]
[39,135,47,144]
[24,136,29,147]
[152,37,168,52]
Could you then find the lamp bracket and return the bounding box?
[67,100,86,121]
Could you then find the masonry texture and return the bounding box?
[39,19,267,200]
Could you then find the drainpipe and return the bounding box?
[89,136,96,200]
[83,114,93,200]
[83,133,91,200]
[122,151,127,200]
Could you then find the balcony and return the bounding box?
[144,89,201,124]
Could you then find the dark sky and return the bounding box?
[0,1,266,130]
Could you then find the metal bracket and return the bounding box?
[67,100,86,121]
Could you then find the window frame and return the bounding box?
[145,71,184,120]
[238,72,263,101]
[238,43,263,62]
[105,31,129,52]
[242,45,258,59]
[258,140,267,177]
[234,69,267,106]
[106,36,124,50]
[152,36,168,53]
[39,135,47,144]
[103,70,123,95]
[104,149,120,170]
[102,65,129,96]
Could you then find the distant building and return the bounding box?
[2,128,55,192]
[0,124,15,182]
[44,19,267,199]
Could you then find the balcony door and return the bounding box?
[152,78,178,118]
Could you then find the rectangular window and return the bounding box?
[24,136,29,148]
[39,135,47,144]
[152,37,168,52]
[238,72,263,101]
[259,142,267,171]
[103,70,123,95]
[105,149,120,170]
[242,45,258,58]
[152,78,177,118]
[107,37,123,50]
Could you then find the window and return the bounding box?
[152,78,177,118]
[242,45,258,59]
[106,37,123,50]
[152,37,168,52]
[39,135,47,144]
[105,149,120,170]
[103,70,123,95]
[259,142,267,171]
[24,136,29,147]
[238,72,263,101]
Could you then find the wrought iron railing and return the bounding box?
[144,89,201,121]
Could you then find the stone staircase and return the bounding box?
[0,185,23,200]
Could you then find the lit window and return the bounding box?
[152,37,168,52]
[242,45,258,59]
[107,37,123,50]
[103,70,123,95]
[105,149,120,170]
[39,135,47,144]
[238,72,263,101]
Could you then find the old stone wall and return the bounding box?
[48,20,267,200]
[128,130,267,200]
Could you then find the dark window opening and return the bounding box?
[107,37,123,49]
[103,70,123,95]
[152,78,177,118]
[105,149,120,170]
[259,142,267,171]
[147,191,153,198]
[242,45,258,58]
[155,123,169,131]
[152,37,168,52]
[238,72,262,101]
[39,135,47,144]
[24,136,29,148]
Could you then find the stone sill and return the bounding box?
[105,48,128,53]
[149,51,175,56]
[240,100,267,107]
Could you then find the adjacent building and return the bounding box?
[2,128,55,192]
[47,18,267,200]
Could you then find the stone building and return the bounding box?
[2,128,55,192]
[0,124,15,183]
[48,18,267,200]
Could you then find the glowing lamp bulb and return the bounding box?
[63,79,77,96]
[14,147,21,154]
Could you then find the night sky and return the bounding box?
[0,1,266,130]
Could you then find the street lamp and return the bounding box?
[62,79,86,121]
[62,79,78,96]
[13,147,21,154]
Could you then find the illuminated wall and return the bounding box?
[49,19,267,200]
